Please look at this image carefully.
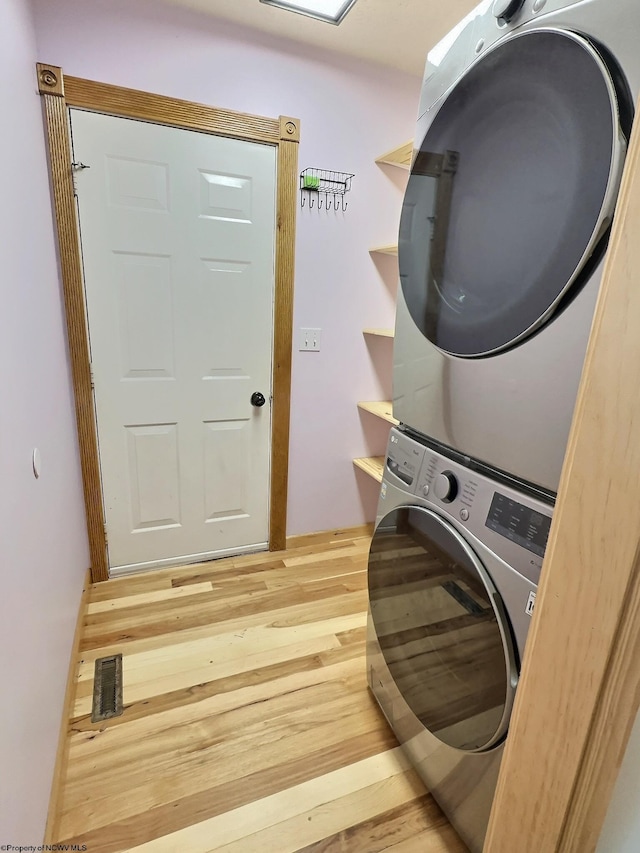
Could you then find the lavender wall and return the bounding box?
[33,0,421,535]
[0,0,89,839]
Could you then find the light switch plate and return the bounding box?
[299,327,322,352]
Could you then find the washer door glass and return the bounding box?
[399,30,626,357]
[368,505,517,751]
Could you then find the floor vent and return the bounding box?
[91,654,123,723]
[442,581,486,617]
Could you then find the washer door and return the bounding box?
[368,505,518,752]
[399,29,629,357]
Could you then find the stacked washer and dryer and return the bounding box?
[366,1,639,850]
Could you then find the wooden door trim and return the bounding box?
[64,76,283,143]
[37,66,109,581]
[37,63,299,581]
[486,92,640,851]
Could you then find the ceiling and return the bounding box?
[158,0,479,76]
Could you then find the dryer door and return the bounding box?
[399,29,630,358]
[368,505,518,752]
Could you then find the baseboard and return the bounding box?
[285,523,374,550]
[43,567,92,844]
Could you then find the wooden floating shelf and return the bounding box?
[375,140,414,170]
[353,456,385,483]
[363,327,394,338]
[357,400,399,426]
[369,244,398,256]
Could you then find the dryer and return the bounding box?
[394,0,638,496]
[367,426,553,852]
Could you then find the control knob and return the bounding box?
[434,471,458,503]
[492,0,524,21]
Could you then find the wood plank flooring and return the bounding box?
[49,529,466,852]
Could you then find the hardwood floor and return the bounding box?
[49,529,466,852]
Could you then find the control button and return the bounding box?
[460,508,470,522]
[422,484,430,497]
[434,471,458,503]
[533,0,546,10]
[492,0,524,21]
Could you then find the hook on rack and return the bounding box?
[342,195,348,212]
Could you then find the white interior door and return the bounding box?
[71,109,276,574]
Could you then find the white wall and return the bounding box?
[0,0,89,839]
[597,710,640,852]
[33,0,421,535]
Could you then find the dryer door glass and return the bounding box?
[368,505,517,752]
[399,30,627,357]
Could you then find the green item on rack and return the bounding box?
[303,174,320,190]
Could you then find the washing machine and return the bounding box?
[394,0,638,497]
[367,426,553,851]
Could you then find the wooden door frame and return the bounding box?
[485,94,640,850]
[37,63,299,583]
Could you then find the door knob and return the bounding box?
[251,392,266,407]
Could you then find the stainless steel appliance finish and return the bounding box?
[394,0,639,494]
[367,427,552,852]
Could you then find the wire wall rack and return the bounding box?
[300,168,355,210]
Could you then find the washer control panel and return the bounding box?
[386,427,552,585]
[434,471,458,503]
[386,430,425,488]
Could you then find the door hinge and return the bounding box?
[71,161,90,197]
[89,366,95,389]
[103,523,108,545]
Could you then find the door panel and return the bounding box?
[198,169,253,221]
[71,109,276,571]
[126,423,181,531]
[106,155,170,211]
[203,419,251,523]
[116,252,175,379]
